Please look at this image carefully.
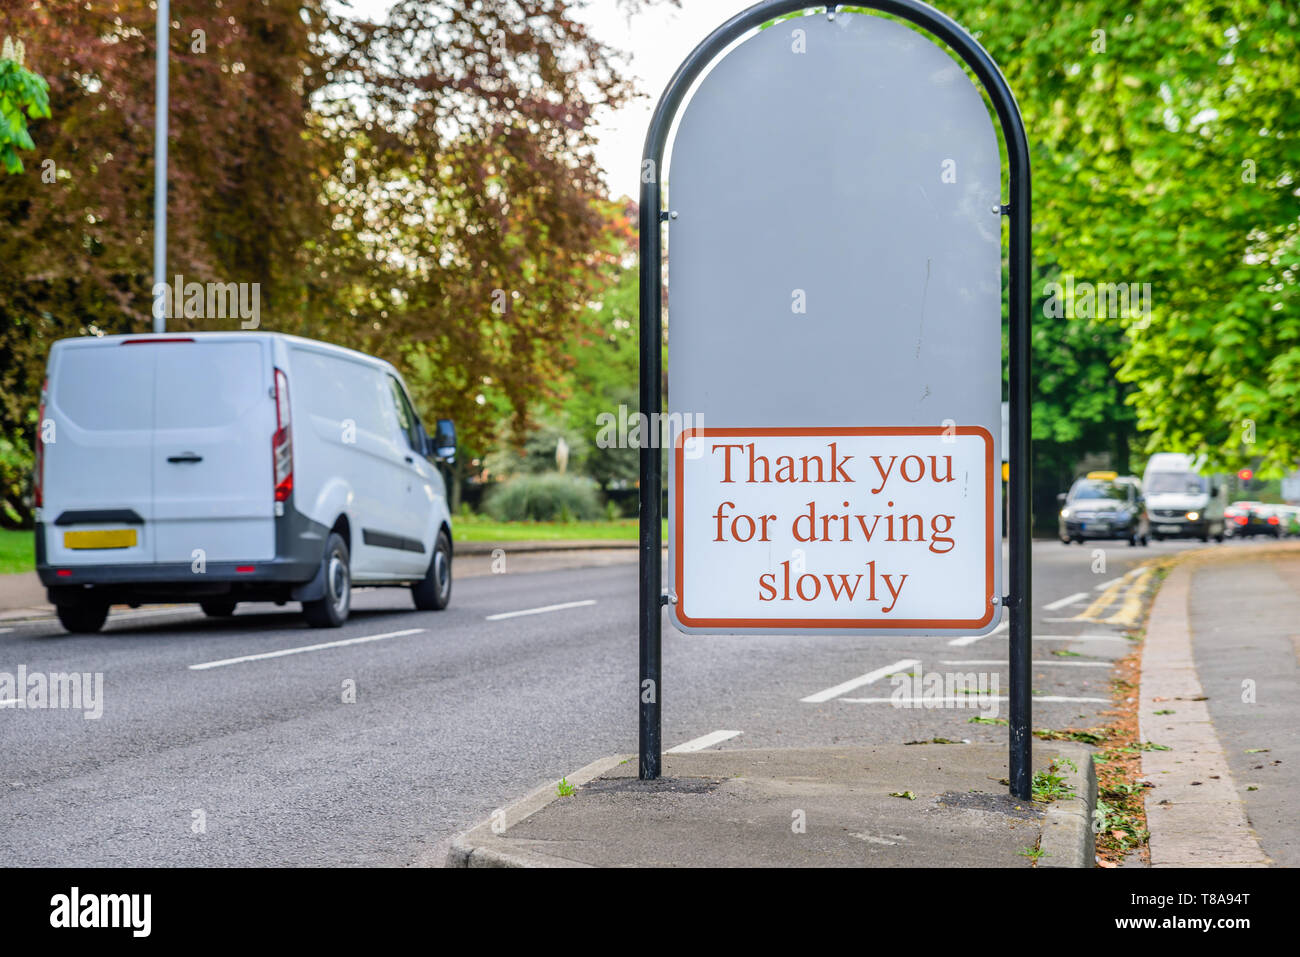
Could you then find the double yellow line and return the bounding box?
[1074,567,1154,627]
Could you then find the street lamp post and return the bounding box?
[153,0,168,333]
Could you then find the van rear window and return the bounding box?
[54,346,154,430]
[53,340,264,431]
[154,341,263,429]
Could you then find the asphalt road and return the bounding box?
[0,535,1269,866]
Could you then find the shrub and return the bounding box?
[482,472,603,522]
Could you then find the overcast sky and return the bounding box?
[575,0,755,199]
[343,0,755,199]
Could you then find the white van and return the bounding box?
[1142,452,1226,542]
[34,332,456,632]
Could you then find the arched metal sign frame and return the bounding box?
[638,0,1033,799]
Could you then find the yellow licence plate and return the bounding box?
[64,529,137,549]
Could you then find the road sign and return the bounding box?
[639,0,1032,795]
[664,10,1003,636]
[674,427,995,633]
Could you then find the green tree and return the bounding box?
[938,0,1299,475]
[0,0,656,525]
[0,36,49,174]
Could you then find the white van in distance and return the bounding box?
[34,332,456,632]
[1142,452,1226,542]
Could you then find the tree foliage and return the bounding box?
[939,0,1299,474]
[0,0,646,524]
[0,37,50,174]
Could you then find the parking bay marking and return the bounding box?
[982,633,1131,642]
[189,628,425,670]
[1092,567,1143,592]
[837,695,1109,704]
[947,619,1008,647]
[485,599,597,621]
[940,659,1110,667]
[801,658,920,704]
[1043,591,1089,611]
[667,729,743,753]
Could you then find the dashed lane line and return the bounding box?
[485,599,597,621]
[189,628,425,671]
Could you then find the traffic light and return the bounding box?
[1238,468,1254,482]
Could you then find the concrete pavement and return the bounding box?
[449,743,1096,868]
[1139,543,1300,867]
[0,571,51,620]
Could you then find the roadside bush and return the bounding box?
[482,472,603,522]
[0,432,33,529]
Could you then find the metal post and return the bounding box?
[153,0,169,333]
[637,173,663,780]
[1007,159,1033,801]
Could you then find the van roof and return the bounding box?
[51,331,400,375]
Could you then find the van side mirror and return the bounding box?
[1056,492,1067,505]
[1211,482,1221,497]
[433,419,456,463]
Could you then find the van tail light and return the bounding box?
[272,368,293,502]
[1235,515,1247,525]
[1267,515,1279,525]
[34,379,47,509]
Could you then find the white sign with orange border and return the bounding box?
[672,426,997,635]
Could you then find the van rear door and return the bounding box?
[150,337,277,564]
[42,339,157,566]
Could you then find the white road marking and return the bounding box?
[188,628,425,670]
[940,659,1110,667]
[947,620,1008,647]
[0,697,19,707]
[485,599,597,621]
[1093,577,1123,590]
[1044,616,1128,623]
[667,729,742,753]
[981,632,1131,642]
[0,627,12,634]
[800,658,919,704]
[837,695,1109,704]
[1043,592,1089,611]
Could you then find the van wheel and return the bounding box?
[302,532,351,628]
[57,601,109,634]
[412,531,452,611]
[200,599,237,618]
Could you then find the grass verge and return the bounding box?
[454,515,666,543]
[0,528,34,575]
